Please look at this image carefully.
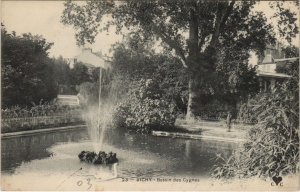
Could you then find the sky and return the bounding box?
[1,1,299,60]
[1,1,123,58]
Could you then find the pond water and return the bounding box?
[1,127,239,190]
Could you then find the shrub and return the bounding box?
[1,101,81,118]
[113,79,178,133]
[192,98,230,120]
[212,81,299,179]
[236,97,261,124]
[1,102,83,133]
[76,82,99,106]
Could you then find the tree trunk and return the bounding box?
[185,5,198,121]
[186,78,196,121]
[184,1,235,121]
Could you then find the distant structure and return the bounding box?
[57,48,112,106]
[256,43,298,92]
[56,95,80,106]
[75,48,111,69]
[66,48,111,69]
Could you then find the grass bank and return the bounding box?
[175,118,249,140]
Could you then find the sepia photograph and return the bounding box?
[1,0,299,191]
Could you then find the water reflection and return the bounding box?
[95,129,236,177]
[1,128,238,177]
[1,128,89,173]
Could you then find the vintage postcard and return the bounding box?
[1,0,299,191]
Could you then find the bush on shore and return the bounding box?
[1,102,83,133]
[113,79,178,134]
[212,64,299,179]
[1,102,81,118]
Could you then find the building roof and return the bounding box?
[257,56,298,79]
[257,72,291,78]
[274,57,299,63]
[75,48,111,69]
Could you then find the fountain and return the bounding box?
[75,48,118,165]
[81,103,118,165]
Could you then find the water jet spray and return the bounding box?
[75,48,118,165]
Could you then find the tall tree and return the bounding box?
[52,56,72,86]
[70,62,91,85]
[1,27,58,107]
[61,0,298,119]
[110,34,189,112]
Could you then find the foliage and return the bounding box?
[1,102,81,118]
[212,63,299,179]
[113,79,178,133]
[76,82,99,106]
[73,65,112,106]
[1,27,58,107]
[191,61,259,119]
[1,102,83,133]
[236,100,259,124]
[110,35,188,113]
[191,99,229,120]
[281,45,299,58]
[60,1,290,55]
[61,0,298,117]
[51,54,112,100]
[51,55,111,96]
[51,56,71,85]
[51,56,77,94]
[276,47,299,74]
[238,59,299,124]
[269,1,299,43]
[70,62,91,85]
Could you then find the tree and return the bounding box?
[191,46,260,118]
[110,34,188,113]
[70,62,91,85]
[61,0,298,119]
[276,45,299,74]
[1,27,58,107]
[51,56,76,94]
[51,56,72,85]
[282,45,299,58]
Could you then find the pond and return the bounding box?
[1,127,239,190]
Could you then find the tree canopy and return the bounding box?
[1,26,58,107]
[61,0,298,117]
[110,34,188,112]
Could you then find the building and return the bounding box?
[66,48,111,69]
[75,48,111,69]
[58,48,112,105]
[56,94,80,106]
[256,44,298,92]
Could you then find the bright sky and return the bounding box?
[1,1,299,59]
[1,1,122,58]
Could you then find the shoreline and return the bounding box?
[174,119,248,143]
[1,124,87,139]
[152,130,246,143]
[1,119,248,143]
